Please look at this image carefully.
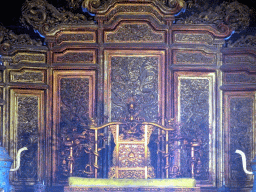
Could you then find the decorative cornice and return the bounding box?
[227,35,256,48]
[0,25,42,55]
[176,1,251,33]
[75,0,186,15]
[20,0,95,36]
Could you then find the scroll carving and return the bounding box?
[225,72,256,84]
[0,25,42,55]
[12,53,45,65]
[10,70,44,83]
[54,51,95,63]
[56,32,96,44]
[174,33,214,45]
[21,0,94,35]
[176,1,250,33]
[174,51,216,65]
[105,23,165,43]
[224,55,255,65]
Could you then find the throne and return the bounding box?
[64,103,200,191]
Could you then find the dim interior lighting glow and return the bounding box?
[34,30,45,39]
[225,30,235,40]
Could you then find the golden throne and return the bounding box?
[108,121,155,179]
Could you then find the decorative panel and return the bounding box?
[224,72,256,84]
[173,32,214,45]
[53,70,95,184]
[175,72,216,186]
[53,50,96,64]
[10,69,46,83]
[10,89,45,184]
[104,50,165,122]
[104,22,165,43]
[55,31,96,45]
[173,50,216,65]
[224,54,255,65]
[224,92,255,188]
[11,52,46,65]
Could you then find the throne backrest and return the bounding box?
[108,123,155,179]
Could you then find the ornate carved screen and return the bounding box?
[0,0,255,191]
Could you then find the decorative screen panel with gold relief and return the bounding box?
[9,89,45,184]
[52,70,95,184]
[224,92,255,188]
[174,72,216,186]
[104,50,165,122]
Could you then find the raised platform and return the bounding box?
[64,178,200,192]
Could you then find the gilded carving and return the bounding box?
[176,1,250,33]
[21,0,95,35]
[0,25,42,54]
[229,97,254,186]
[175,51,216,65]
[56,32,96,44]
[111,56,159,122]
[12,53,45,65]
[105,23,165,43]
[174,33,214,45]
[10,70,44,83]
[179,78,210,180]
[55,51,95,63]
[17,96,39,180]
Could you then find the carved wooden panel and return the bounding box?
[53,50,96,64]
[173,32,214,45]
[224,92,255,188]
[9,89,45,185]
[172,50,216,65]
[224,72,256,84]
[10,52,46,65]
[104,50,165,123]
[55,31,96,45]
[52,70,95,184]
[174,72,216,186]
[9,69,46,84]
[104,22,165,43]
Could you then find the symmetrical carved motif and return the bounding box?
[21,0,95,35]
[10,70,44,83]
[229,97,254,186]
[110,56,159,122]
[55,51,95,63]
[17,96,39,180]
[179,78,210,180]
[227,35,256,48]
[176,1,250,33]
[174,33,214,45]
[0,25,42,54]
[174,51,216,65]
[105,23,165,43]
